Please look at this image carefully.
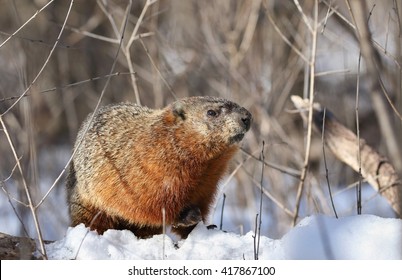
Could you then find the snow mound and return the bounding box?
[46,214,402,260]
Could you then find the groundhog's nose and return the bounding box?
[240,109,252,131]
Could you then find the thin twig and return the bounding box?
[241,163,294,218]
[126,0,158,48]
[73,211,102,260]
[321,108,338,218]
[162,207,166,260]
[255,141,265,260]
[219,194,226,231]
[293,0,318,226]
[315,69,350,77]
[0,72,134,103]
[321,0,332,33]
[138,35,178,100]
[64,25,119,44]
[0,30,76,49]
[293,0,313,33]
[240,148,301,178]
[124,0,158,105]
[97,0,121,40]
[253,213,258,260]
[0,159,29,206]
[264,6,309,64]
[356,50,363,215]
[385,12,391,54]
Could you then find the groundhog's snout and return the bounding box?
[240,108,252,131]
[229,107,252,144]
[235,106,252,132]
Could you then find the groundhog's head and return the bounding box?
[164,96,252,155]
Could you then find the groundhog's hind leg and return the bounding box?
[69,200,119,234]
[71,202,163,238]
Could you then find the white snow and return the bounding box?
[46,214,402,260]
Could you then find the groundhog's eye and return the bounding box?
[207,109,218,117]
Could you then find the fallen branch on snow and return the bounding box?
[291,95,401,217]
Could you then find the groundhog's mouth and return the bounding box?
[230,133,245,144]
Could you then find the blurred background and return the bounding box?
[0,0,401,241]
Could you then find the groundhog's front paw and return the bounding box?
[206,224,217,230]
[173,206,202,228]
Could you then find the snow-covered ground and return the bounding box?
[3,215,402,280]
[46,214,402,260]
[1,148,401,261]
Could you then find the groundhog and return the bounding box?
[66,96,252,239]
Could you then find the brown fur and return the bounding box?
[66,96,252,238]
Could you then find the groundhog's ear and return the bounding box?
[164,102,186,124]
[172,102,186,121]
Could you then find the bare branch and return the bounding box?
[321,108,339,218]
[124,0,158,105]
